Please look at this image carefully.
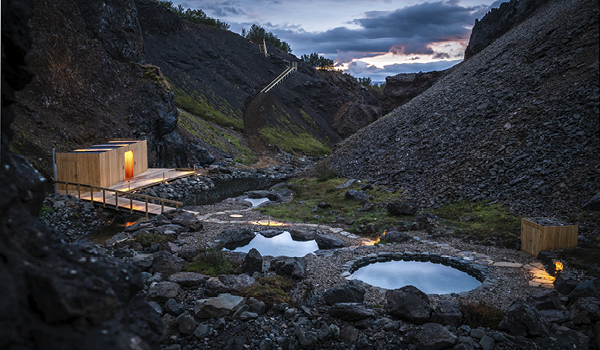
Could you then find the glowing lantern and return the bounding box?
[551,259,564,275]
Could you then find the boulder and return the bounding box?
[152,250,182,277]
[430,300,462,327]
[411,323,457,350]
[147,282,185,303]
[568,278,600,305]
[413,213,440,232]
[537,250,558,265]
[217,228,255,247]
[539,309,570,324]
[259,230,284,238]
[554,273,579,295]
[242,248,263,275]
[205,274,256,296]
[537,325,590,350]
[171,211,203,232]
[270,257,307,279]
[381,230,412,243]
[164,299,184,316]
[194,293,246,318]
[315,234,345,249]
[329,303,377,321]
[387,202,418,215]
[178,246,199,262]
[289,228,316,241]
[386,286,433,324]
[527,290,561,310]
[323,280,366,305]
[499,299,549,337]
[569,297,600,325]
[175,313,196,335]
[168,272,209,288]
[131,253,154,270]
[345,190,368,202]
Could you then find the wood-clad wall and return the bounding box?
[56,140,148,189]
[520,218,578,256]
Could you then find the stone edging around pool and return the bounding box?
[339,251,495,298]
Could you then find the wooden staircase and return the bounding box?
[260,61,298,94]
[258,39,268,57]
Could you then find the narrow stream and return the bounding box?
[188,177,282,206]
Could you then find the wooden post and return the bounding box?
[115,192,119,211]
[102,189,106,208]
[161,201,164,213]
[90,186,94,203]
[65,182,69,195]
[130,196,133,214]
[52,148,58,193]
[145,197,149,218]
[77,183,81,199]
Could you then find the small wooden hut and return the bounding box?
[56,140,147,190]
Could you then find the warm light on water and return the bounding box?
[351,260,481,294]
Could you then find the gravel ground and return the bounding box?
[181,197,559,311]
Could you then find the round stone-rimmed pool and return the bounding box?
[350,259,482,294]
[343,251,494,296]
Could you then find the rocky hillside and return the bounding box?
[10,0,381,178]
[1,1,162,348]
[136,0,380,157]
[326,0,599,217]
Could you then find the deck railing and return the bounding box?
[55,180,183,217]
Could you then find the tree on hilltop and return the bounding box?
[243,24,292,53]
[301,53,334,70]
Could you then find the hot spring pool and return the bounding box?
[351,260,482,294]
[225,231,319,257]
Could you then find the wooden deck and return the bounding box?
[57,168,195,216]
[109,168,194,191]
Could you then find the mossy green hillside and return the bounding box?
[257,177,410,237]
[172,86,243,130]
[259,126,330,156]
[178,109,256,165]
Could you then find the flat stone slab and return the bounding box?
[194,293,246,319]
[492,262,524,268]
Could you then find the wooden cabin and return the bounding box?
[56,140,147,190]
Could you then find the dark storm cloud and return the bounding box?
[270,1,486,58]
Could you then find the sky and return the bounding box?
[171,0,502,82]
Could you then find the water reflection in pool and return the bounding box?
[244,197,270,207]
[225,231,318,257]
[351,260,481,294]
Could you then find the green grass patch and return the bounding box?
[240,276,295,308]
[134,233,173,248]
[172,86,243,130]
[138,64,171,92]
[257,177,411,237]
[300,110,316,128]
[259,127,330,156]
[431,200,521,247]
[184,248,239,276]
[223,132,257,165]
[40,205,54,216]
